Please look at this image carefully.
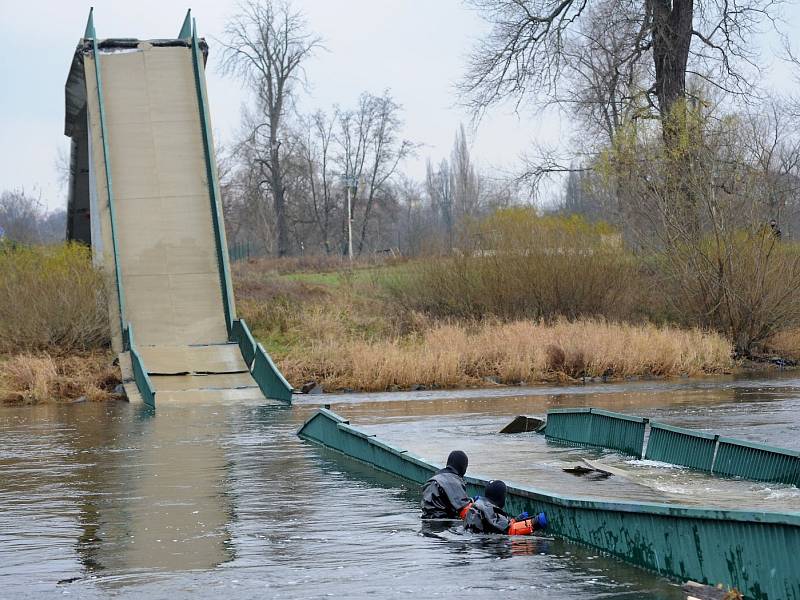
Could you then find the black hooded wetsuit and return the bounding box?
[463,496,512,534]
[420,465,471,519]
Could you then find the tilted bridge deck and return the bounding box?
[65,10,291,406]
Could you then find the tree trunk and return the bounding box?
[270,137,289,257]
[651,0,693,144]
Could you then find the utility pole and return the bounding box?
[346,183,353,262]
[341,175,356,261]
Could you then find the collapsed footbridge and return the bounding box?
[64,9,292,406]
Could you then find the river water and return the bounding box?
[2,373,800,599]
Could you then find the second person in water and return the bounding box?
[463,480,547,535]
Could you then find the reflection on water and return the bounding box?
[1,373,799,598]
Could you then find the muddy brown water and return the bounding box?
[2,372,799,599]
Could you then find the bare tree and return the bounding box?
[395,176,429,255]
[1,189,43,244]
[426,158,454,247]
[462,0,780,147]
[561,0,650,145]
[597,100,800,352]
[335,92,414,255]
[224,124,278,254]
[451,124,482,222]
[221,0,321,257]
[296,110,338,254]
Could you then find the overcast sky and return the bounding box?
[0,0,798,211]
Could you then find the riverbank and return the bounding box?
[279,318,733,392]
[0,244,122,404]
[0,250,789,403]
[234,259,735,393]
[0,351,122,404]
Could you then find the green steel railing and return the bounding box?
[545,408,647,457]
[228,318,292,402]
[645,422,718,472]
[178,9,192,39]
[251,343,293,403]
[230,319,257,368]
[298,408,800,600]
[589,409,647,458]
[189,16,235,335]
[84,9,127,339]
[544,408,593,446]
[124,324,155,408]
[714,437,800,486]
[544,407,800,485]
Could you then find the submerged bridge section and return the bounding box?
[299,408,800,600]
[64,10,292,406]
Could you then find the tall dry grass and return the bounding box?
[0,351,121,404]
[279,318,733,391]
[0,243,110,353]
[764,328,800,360]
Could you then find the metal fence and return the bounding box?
[645,422,718,472]
[124,323,155,408]
[546,407,800,485]
[714,437,800,486]
[545,408,646,458]
[228,318,292,403]
[229,241,253,263]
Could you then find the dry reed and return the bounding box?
[764,328,800,360]
[0,351,121,404]
[278,318,733,391]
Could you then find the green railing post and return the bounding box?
[125,323,156,408]
[190,19,235,335]
[85,8,127,340]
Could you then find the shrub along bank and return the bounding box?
[233,256,735,393]
[0,243,120,404]
[235,209,799,391]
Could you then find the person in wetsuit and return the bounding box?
[420,450,472,519]
[464,480,547,535]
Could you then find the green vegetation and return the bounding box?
[0,242,109,353]
[234,233,737,392]
[235,207,800,391]
[383,209,642,322]
[0,243,119,404]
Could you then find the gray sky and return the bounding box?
[0,0,797,211]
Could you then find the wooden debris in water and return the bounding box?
[499,415,545,434]
[563,465,612,479]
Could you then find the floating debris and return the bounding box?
[499,415,545,434]
[563,464,612,480]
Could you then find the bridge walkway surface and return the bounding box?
[65,10,292,406]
